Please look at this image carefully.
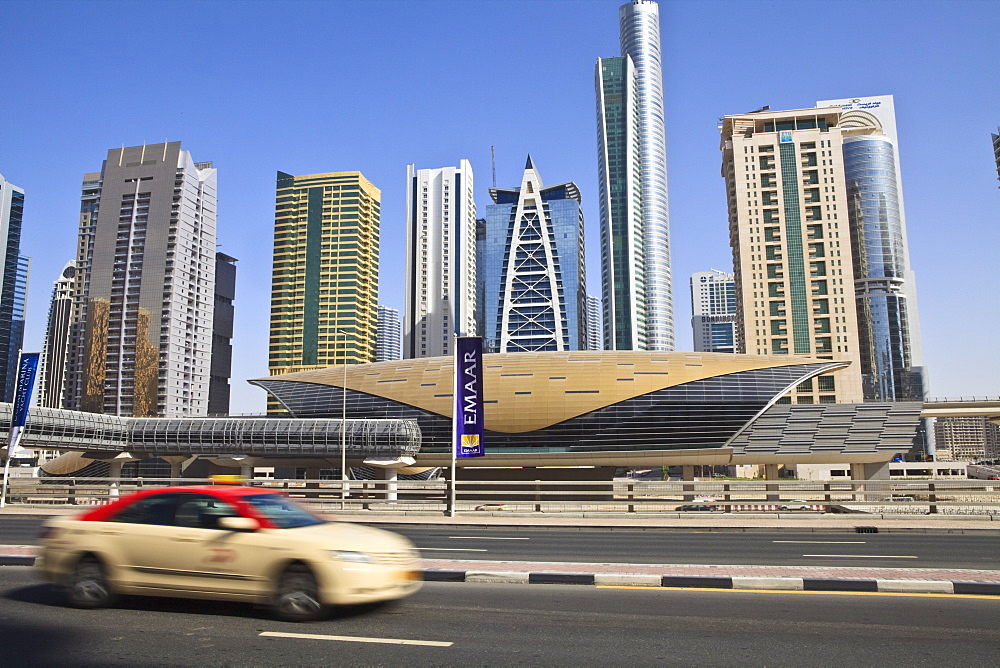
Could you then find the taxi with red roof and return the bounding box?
[36,485,422,621]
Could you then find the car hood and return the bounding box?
[276,522,416,553]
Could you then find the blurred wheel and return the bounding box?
[273,564,325,622]
[65,556,116,609]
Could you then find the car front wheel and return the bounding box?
[273,564,325,622]
[65,556,117,609]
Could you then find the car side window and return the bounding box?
[109,493,189,526]
[174,495,241,529]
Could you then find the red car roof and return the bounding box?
[76,485,282,522]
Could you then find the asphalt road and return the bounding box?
[4,516,999,570]
[1,567,998,666]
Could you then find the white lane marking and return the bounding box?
[773,541,866,544]
[260,631,453,647]
[447,536,530,540]
[803,554,918,559]
[418,547,489,552]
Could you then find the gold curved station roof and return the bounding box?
[257,351,846,433]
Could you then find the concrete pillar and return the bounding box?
[382,467,399,503]
[108,459,124,500]
[681,465,695,501]
[851,461,891,502]
[240,462,253,479]
[169,460,182,481]
[305,466,321,499]
[764,464,780,501]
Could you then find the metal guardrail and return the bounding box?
[3,477,999,515]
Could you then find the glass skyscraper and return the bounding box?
[596,55,647,350]
[618,0,673,351]
[819,95,925,402]
[0,174,26,403]
[479,157,587,353]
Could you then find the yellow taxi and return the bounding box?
[37,485,422,621]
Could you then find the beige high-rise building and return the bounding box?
[720,107,863,403]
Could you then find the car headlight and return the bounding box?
[332,550,376,564]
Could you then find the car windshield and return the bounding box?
[240,493,326,529]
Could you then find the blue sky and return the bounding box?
[2,0,997,413]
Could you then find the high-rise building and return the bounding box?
[690,270,737,354]
[720,107,864,403]
[0,174,26,402]
[376,304,401,362]
[63,143,217,417]
[39,261,77,408]
[934,417,1000,462]
[596,55,647,351]
[586,294,603,351]
[269,171,380,388]
[209,252,236,415]
[479,157,587,353]
[403,161,476,358]
[617,0,673,350]
[993,128,1000,186]
[817,95,924,401]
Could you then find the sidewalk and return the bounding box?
[3,508,999,596]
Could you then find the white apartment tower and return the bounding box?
[690,270,738,354]
[66,142,217,417]
[720,107,864,403]
[375,304,402,362]
[404,160,476,358]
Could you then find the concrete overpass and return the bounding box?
[921,398,1000,425]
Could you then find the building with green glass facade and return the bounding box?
[268,171,380,411]
[596,55,647,351]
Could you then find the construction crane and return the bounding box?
[491,145,496,187]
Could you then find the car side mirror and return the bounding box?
[217,516,260,532]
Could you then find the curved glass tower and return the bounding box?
[844,136,918,401]
[619,0,673,350]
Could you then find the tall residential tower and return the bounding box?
[268,171,380,395]
[64,143,217,416]
[721,107,864,403]
[403,161,476,358]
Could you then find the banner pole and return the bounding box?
[450,335,457,517]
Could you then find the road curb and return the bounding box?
[420,569,1000,596]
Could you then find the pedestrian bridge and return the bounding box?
[0,404,421,460]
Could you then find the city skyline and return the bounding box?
[1,0,997,412]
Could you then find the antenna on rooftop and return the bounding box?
[491,145,496,187]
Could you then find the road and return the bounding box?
[0,567,997,665]
[4,515,999,570]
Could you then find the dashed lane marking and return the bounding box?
[418,547,489,552]
[447,536,530,540]
[802,554,918,558]
[773,541,867,544]
[260,631,453,647]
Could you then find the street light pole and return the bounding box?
[339,328,348,510]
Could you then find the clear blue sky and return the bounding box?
[2,0,997,413]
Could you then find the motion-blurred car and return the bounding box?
[675,504,719,512]
[36,486,422,621]
[778,500,814,511]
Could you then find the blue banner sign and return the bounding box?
[453,337,485,458]
[12,353,39,428]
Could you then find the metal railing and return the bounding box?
[3,477,999,515]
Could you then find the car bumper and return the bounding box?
[315,561,423,605]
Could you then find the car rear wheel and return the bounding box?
[66,556,117,609]
[273,564,325,622]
